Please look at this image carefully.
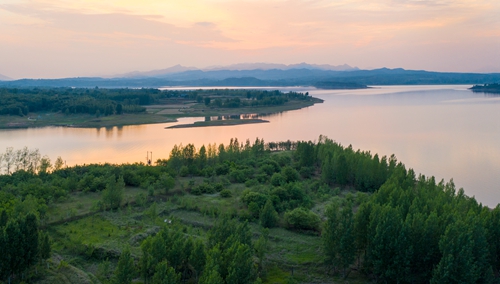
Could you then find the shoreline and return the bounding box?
[0,97,322,130]
[166,118,269,129]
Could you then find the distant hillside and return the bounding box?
[203,62,358,71]
[109,63,357,79]
[0,73,11,81]
[111,64,199,78]
[1,68,500,88]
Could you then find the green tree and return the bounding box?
[38,230,51,266]
[334,153,349,185]
[281,166,299,183]
[4,220,23,279]
[190,239,206,280]
[152,261,180,284]
[199,246,223,284]
[155,173,175,194]
[54,156,64,171]
[21,213,39,269]
[321,155,334,185]
[116,103,123,115]
[431,215,492,284]
[225,242,256,284]
[204,97,211,106]
[38,155,52,174]
[102,175,124,210]
[260,199,278,228]
[114,247,135,284]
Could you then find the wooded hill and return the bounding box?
[1,136,499,283]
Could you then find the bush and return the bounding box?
[215,163,230,175]
[245,179,259,187]
[220,189,232,198]
[284,207,320,231]
[190,187,202,195]
[281,166,299,183]
[179,166,189,177]
[271,173,285,187]
[299,166,314,178]
[213,182,224,192]
[198,183,216,194]
[248,202,261,219]
[242,191,268,208]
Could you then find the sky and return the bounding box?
[0,0,499,79]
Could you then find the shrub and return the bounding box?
[271,173,285,187]
[220,189,232,198]
[242,191,268,208]
[284,207,320,231]
[245,179,259,187]
[190,187,202,195]
[213,182,224,192]
[281,166,299,183]
[179,166,189,177]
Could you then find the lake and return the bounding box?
[1,85,499,207]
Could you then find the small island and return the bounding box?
[0,87,323,129]
[470,83,500,94]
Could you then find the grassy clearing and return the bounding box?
[39,174,370,284]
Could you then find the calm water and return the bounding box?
[1,85,500,206]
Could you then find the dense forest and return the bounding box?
[0,88,312,117]
[1,136,499,283]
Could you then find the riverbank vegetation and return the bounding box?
[0,88,321,129]
[1,136,499,283]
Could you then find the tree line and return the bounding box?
[0,87,312,117]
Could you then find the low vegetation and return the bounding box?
[1,136,499,283]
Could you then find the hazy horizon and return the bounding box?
[1,0,499,79]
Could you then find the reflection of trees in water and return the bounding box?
[95,125,131,139]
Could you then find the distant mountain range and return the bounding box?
[110,64,199,78]
[110,63,358,78]
[1,66,500,88]
[0,73,11,81]
[203,62,358,72]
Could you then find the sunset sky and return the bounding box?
[1,0,499,79]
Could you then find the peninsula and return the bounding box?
[0,87,322,129]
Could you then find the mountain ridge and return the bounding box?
[1,68,499,88]
[0,73,12,81]
[110,63,358,78]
